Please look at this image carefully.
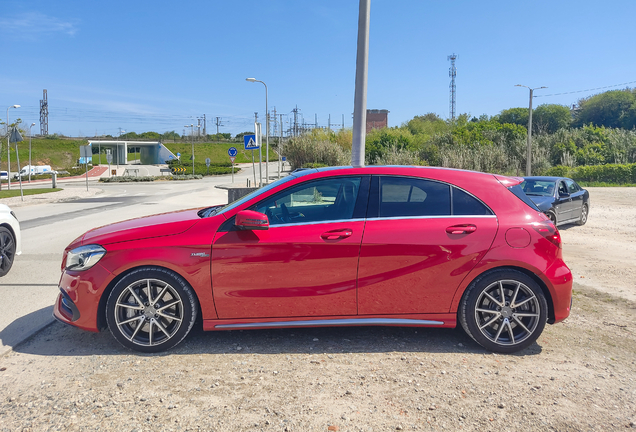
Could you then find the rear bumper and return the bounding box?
[544,258,572,323]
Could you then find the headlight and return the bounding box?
[65,245,106,271]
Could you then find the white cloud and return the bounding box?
[0,12,78,38]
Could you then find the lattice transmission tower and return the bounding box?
[448,54,458,120]
[39,89,49,135]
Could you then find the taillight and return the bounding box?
[532,221,562,248]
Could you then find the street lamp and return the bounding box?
[246,78,269,184]
[515,84,547,176]
[6,104,20,190]
[184,124,194,174]
[28,122,35,182]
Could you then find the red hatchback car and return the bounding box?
[54,166,572,353]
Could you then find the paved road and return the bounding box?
[0,162,283,356]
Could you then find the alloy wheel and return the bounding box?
[474,279,541,346]
[0,228,16,276]
[113,278,184,347]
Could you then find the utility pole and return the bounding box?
[203,114,207,137]
[351,0,371,168]
[215,117,224,135]
[516,84,547,176]
[279,113,284,178]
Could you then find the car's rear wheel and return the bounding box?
[0,226,16,277]
[459,270,548,353]
[577,204,589,226]
[106,267,198,353]
[546,211,557,226]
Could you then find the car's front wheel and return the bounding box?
[106,267,198,353]
[459,270,548,353]
[0,226,16,277]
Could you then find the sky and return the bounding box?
[1,0,635,138]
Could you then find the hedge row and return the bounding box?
[100,175,203,183]
[544,163,636,184]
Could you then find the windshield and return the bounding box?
[521,179,556,197]
[215,175,298,216]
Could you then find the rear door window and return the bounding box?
[371,177,451,217]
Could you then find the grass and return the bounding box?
[0,137,276,172]
[0,188,62,198]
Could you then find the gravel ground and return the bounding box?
[0,187,635,432]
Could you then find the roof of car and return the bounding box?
[523,176,569,181]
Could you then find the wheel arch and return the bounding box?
[96,264,201,331]
[457,265,556,324]
[0,223,17,240]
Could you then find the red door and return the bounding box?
[211,176,366,319]
[212,222,364,319]
[357,175,498,315]
[357,217,498,314]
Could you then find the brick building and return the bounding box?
[366,109,389,133]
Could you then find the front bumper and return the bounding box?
[53,264,114,332]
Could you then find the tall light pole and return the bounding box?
[515,84,547,176]
[116,128,125,170]
[28,122,35,182]
[6,105,20,190]
[246,78,269,184]
[185,124,194,174]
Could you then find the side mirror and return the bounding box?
[559,191,570,198]
[235,210,269,231]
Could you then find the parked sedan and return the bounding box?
[54,167,572,354]
[522,176,590,226]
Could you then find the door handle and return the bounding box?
[321,229,353,240]
[446,224,477,235]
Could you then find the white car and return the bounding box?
[0,204,21,276]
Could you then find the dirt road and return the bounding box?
[0,187,635,431]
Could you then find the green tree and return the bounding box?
[161,131,180,141]
[574,89,636,129]
[495,107,529,127]
[533,104,572,134]
[139,131,161,140]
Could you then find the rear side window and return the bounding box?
[507,184,540,211]
[452,187,493,215]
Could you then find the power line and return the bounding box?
[536,80,636,98]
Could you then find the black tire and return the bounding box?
[106,267,198,353]
[546,211,557,226]
[459,269,548,353]
[0,226,16,277]
[576,204,589,226]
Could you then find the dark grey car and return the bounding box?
[521,176,590,226]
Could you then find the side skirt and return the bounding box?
[203,314,456,331]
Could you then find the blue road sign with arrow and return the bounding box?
[228,147,238,157]
[243,134,258,150]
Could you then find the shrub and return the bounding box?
[284,135,351,169]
